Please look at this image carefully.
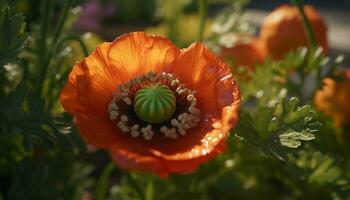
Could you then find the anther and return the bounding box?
[171,79,179,87]
[130,130,140,137]
[123,97,132,105]
[171,118,180,126]
[141,125,154,140]
[121,115,128,122]
[187,94,195,101]
[189,106,200,115]
[131,124,139,131]
[109,111,119,120]
[118,122,130,133]
[167,74,174,80]
[168,128,178,139]
[178,89,188,95]
[176,84,185,93]
[108,103,118,111]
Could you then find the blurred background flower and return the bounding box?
[73,0,116,33]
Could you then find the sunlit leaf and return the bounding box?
[234,96,320,160]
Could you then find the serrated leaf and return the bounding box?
[0,4,28,67]
[234,97,320,160]
[286,149,350,198]
[279,130,315,148]
[0,83,73,151]
[255,106,273,138]
[0,82,27,120]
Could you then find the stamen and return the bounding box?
[123,97,132,105]
[109,111,119,120]
[107,71,201,141]
[171,119,180,126]
[171,79,179,87]
[141,125,154,140]
[121,115,128,122]
[187,94,195,101]
[189,106,200,115]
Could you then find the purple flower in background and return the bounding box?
[74,0,116,32]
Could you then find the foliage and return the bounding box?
[235,97,320,160]
[0,83,70,150]
[0,3,28,67]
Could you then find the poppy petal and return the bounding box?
[107,43,240,174]
[61,32,241,176]
[61,42,118,116]
[107,32,180,81]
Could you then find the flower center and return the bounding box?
[134,85,176,123]
[108,71,200,140]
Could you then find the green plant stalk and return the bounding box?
[125,172,146,200]
[198,0,208,41]
[56,35,89,57]
[167,17,178,45]
[46,35,89,110]
[94,162,115,200]
[37,0,73,96]
[36,0,52,89]
[291,0,317,48]
[291,0,322,96]
[52,0,74,45]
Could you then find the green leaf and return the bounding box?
[234,96,320,160]
[0,82,72,151]
[7,152,93,200]
[279,130,315,148]
[0,4,28,67]
[286,150,350,198]
[0,82,27,121]
[145,179,154,200]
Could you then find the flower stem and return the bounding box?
[291,0,323,95]
[55,35,89,57]
[52,0,73,45]
[125,172,146,200]
[94,162,115,200]
[36,0,52,90]
[198,0,208,41]
[291,0,317,49]
[37,0,73,96]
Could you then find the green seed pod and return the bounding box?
[134,85,176,123]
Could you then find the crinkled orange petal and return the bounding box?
[172,42,238,115]
[110,143,168,177]
[61,32,241,176]
[61,32,180,148]
[110,42,241,176]
[107,32,180,80]
[61,42,117,116]
[74,113,120,149]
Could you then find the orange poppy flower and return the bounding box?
[221,36,266,70]
[260,4,328,60]
[314,70,350,129]
[60,32,241,176]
